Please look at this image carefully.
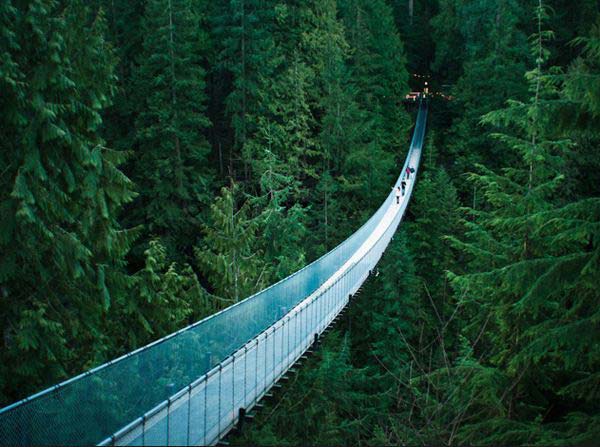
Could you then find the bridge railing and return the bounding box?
[0,101,427,446]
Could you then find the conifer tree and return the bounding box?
[0,0,136,403]
[252,147,308,280]
[340,0,411,156]
[430,0,464,83]
[212,0,277,181]
[441,4,600,443]
[409,163,461,302]
[245,52,317,198]
[432,0,530,187]
[302,0,368,248]
[195,184,267,303]
[130,0,213,260]
[115,240,213,349]
[94,0,146,153]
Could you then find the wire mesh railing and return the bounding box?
[0,100,427,446]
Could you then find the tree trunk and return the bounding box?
[168,0,183,191]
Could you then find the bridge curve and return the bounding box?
[0,99,428,446]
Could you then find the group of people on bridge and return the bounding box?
[395,165,414,204]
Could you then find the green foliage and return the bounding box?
[129,0,213,259]
[195,184,267,303]
[3,3,598,447]
[437,5,600,444]
[232,331,376,446]
[408,158,461,299]
[340,0,411,156]
[252,148,308,280]
[433,0,531,190]
[0,0,137,404]
[232,4,599,447]
[119,240,214,348]
[212,0,277,177]
[94,0,146,153]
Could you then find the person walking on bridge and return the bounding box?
[401,180,406,197]
[405,166,411,179]
[395,186,402,204]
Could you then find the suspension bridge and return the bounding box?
[0,99,428,446]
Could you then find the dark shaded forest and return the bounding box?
[1,0,599,444]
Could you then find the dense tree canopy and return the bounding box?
[1,1,599,445]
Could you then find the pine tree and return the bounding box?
[432,0,530,190]
[440,4,600,443]
[337,0,412,228]
[302,0,368,249]
[130,0,213,260]
[232,331,374,446]
[408,162,461,302]
[245,51,317,198]
[212,0,277,182]
[430,0,464,83]
[114,240,214,349]
[389,0,438,76]
[94,0,146,153]
[0,0,136,404]
[251,147,308,280]
[340,0,412,157]
[195,184,267,303]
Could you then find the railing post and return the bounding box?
[232,355,235,421]
[243,345,248,408]
[217,363,222,437]
[254,339,259,406]
[286,316,291,365]
[237,407,246,431]
[166,397,171,446]
[280,319,285,374]
[142,414,146,446]
[203,376,208,446]
[272,327,276,379]
[263,332,268,394]
[186,384,192,445]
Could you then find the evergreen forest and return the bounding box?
[1,0,599,444]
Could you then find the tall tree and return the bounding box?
[116,239,213,349]
[302,0,368,249]
[212,0,277,182]
[94,0,146,153]
[432,0,530,191]
[339,0,412,215]
[390,0,438,76]
[441,5,600,443]
[195,184,267,303]
[0,0,136,404]
[130,0,213,260]
[251,147,308,280]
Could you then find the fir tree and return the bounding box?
[251,147,308,280]
[94,0,146,153]
[130,0,213,260]
[340,0,412,157]
[115,240,213,349]
[212,0,277,181]
[408,160,461,302]
[195,184,267,303]
[432,0,530,190]
[0,0,136,404]
[442,4,600,443]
